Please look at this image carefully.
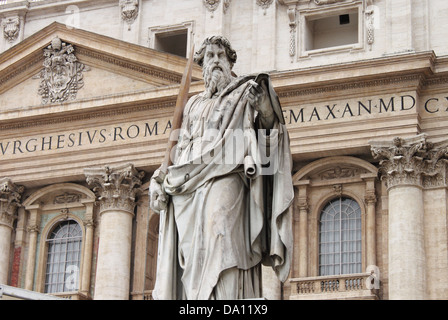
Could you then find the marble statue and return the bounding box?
[149,36,294,300]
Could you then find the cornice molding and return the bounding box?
[75,47,182,84]
[0,99,175,131]
[277,74,423,99]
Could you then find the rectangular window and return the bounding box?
[149,21,195,58]
[305,10,359,51]
[154,30,188,57]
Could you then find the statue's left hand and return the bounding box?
[149,178,168,213]
[247,80,275,128]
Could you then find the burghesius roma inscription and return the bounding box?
[149,36,294,300]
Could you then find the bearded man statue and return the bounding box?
[149,36,294,300]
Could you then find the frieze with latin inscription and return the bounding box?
[2,92,448,159]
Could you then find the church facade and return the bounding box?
[1,0,448,300]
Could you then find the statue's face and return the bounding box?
[203,44,231,75]
[202,43,233,97]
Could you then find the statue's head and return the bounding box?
[194,36,237,70]
[195,36,237,98]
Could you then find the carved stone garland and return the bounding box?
[365,7,375,46]
[85,163,145,215]
[34,37,90,104]
[370,135,448,189]
[0,178,24,229]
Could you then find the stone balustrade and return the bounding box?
[290,273,379,300]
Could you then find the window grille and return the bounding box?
[319,197,362,276]
[45,220,82,293]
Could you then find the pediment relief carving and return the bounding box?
[293,156,378,185]
[316,165,364,181]
[23,183,95,211]
[0,22,202,123]
[0,22,201,90]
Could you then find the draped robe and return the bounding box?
[153,75,294,300]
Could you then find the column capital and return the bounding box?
[365,191,377,205]
[0,178,25,229]
[85,163,145,215]
[370,134,448,189]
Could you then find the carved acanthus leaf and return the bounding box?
[0,178,24,228]
[370,134,448,189]
[85,163,145,214]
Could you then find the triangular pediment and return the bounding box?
[0,22,203,124]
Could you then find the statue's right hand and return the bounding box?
[149,178,168,213]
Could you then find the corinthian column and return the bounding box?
[370,134,448,300]
[0,178,24,285]
[85,163,144,300]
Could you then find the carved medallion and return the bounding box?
[120,0,139,27]
[204,0,220,12]
[256,0,274,9]
[34,37,90,104]
[1,16,20,43]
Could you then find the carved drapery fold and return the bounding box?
[85,163,145,215]
[0,178,24,229]
[370,134,448,189]
[33,37,90,104]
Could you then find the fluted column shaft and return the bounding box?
[85,163,144,300]
[0,178,24,285]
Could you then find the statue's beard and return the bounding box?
[203,65,232,98]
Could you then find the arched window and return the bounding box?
[45,220,82,293]
[319,197,362,276]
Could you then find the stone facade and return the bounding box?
[1,0,448,300]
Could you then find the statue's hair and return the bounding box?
[194,36,237,69]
